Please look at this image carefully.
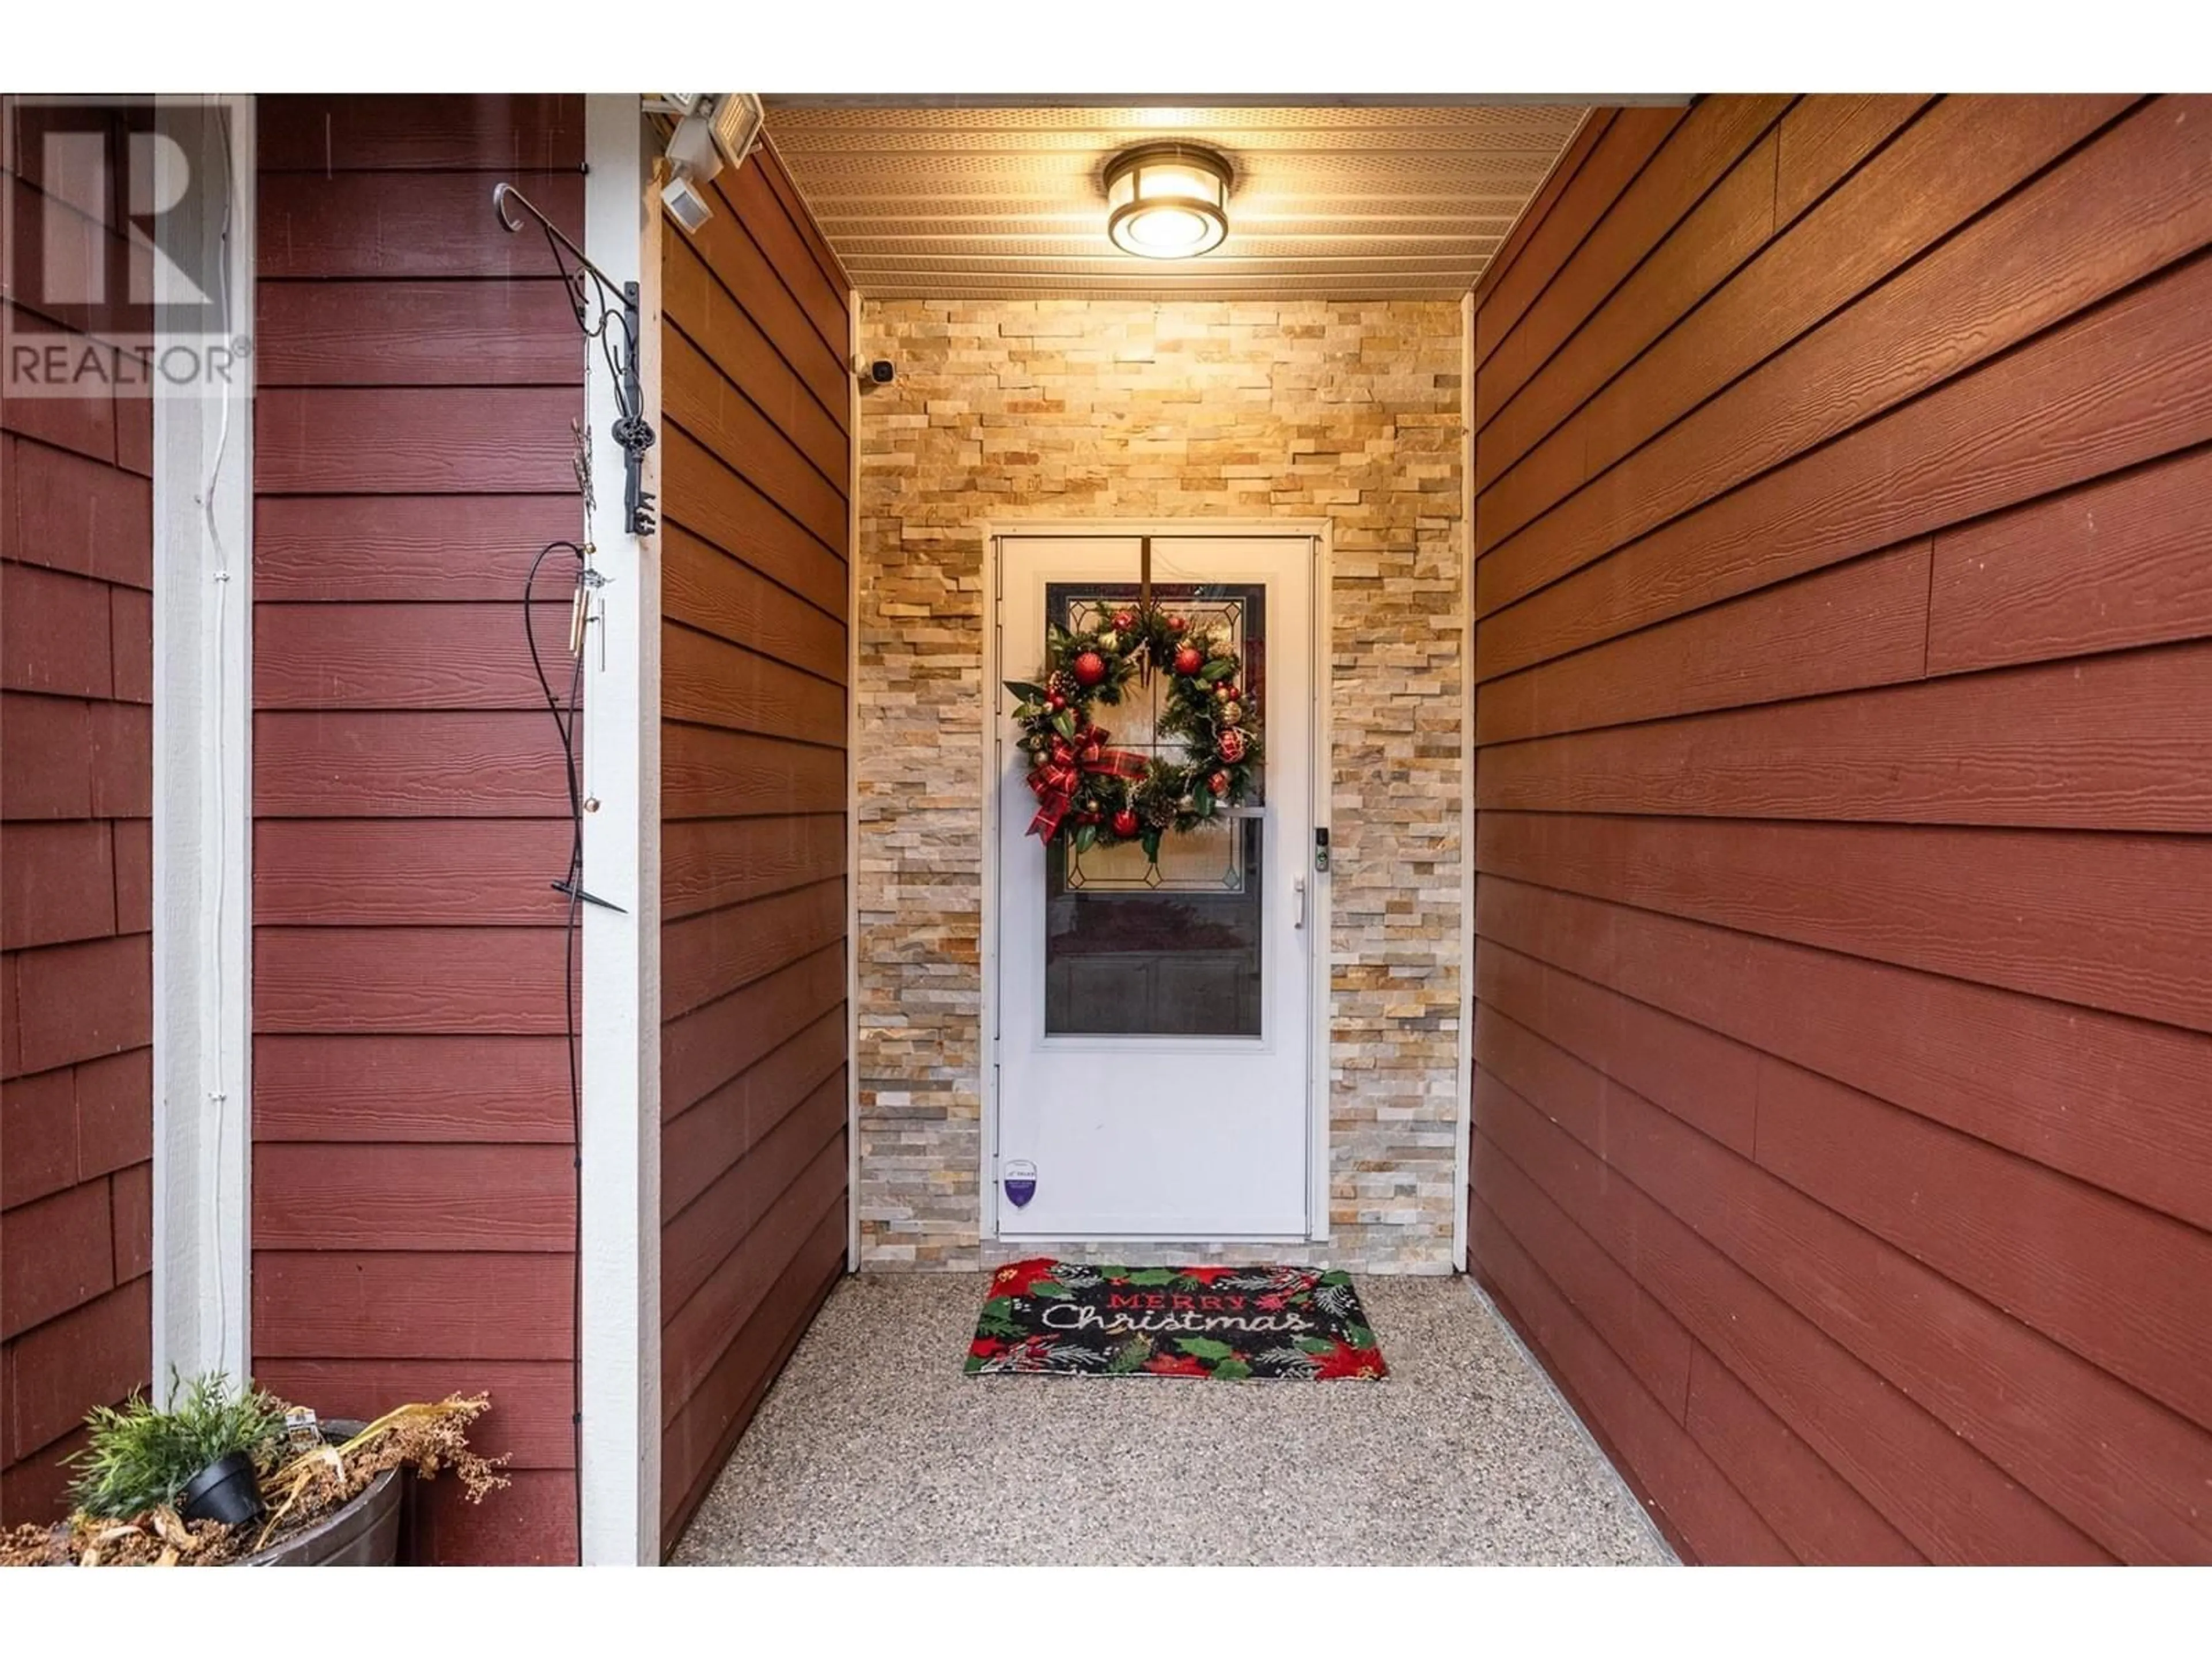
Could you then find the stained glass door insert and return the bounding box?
[1043,582,1267,1036]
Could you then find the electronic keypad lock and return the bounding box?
[1315,827,1330,872]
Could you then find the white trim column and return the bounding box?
[1453,288,1476,1275]
[578,93,662,1566]
[846,287,863,1272]
[151,92,255,1389]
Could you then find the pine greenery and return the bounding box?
[67,1372,286,1520]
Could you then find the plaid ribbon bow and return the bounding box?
[1025,724,1147,841]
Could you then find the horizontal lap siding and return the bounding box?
[251,94,586,1565]
[1467,93,2212,1565]
[657,142,852,1554]
[0,99,155,1523]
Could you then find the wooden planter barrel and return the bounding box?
[247,1420,404,1567]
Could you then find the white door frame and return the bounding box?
[978,519,1334,1246]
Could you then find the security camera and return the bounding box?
[850,354,896,389]
[870,359,896,384]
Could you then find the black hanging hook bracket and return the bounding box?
[493,182,656,538]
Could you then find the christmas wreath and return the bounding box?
[1006,604,1261,865]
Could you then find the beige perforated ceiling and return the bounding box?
[760,99,1596,298]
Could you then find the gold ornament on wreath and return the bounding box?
[1006,603,1262,866]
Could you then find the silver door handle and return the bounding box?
[1294,877,1307,929]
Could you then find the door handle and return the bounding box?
[1294,877,1307,929]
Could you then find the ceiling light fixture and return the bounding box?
[1104,143,1231,260]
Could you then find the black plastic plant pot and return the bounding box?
[179,1451,264,1525]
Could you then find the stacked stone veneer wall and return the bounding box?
[855,297,1465,1273]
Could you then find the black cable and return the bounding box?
[523,537,589,1561]
[524,540,591,887]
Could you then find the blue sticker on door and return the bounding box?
[1002,1159,1037,1209]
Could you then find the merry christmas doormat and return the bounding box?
[965,1259,1388,1379]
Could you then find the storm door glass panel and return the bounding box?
[1043,582,1264,1037]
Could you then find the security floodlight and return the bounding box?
[660,93,765,185]
[654,94,766,235]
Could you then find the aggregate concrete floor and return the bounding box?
[672,1272,1675,1566]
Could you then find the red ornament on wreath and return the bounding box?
[1209,770,1230,796]
[1071,650,1107,688]
[1218,729,1248,764]
[1172,644,1205,675]
[1112,808,1141,838]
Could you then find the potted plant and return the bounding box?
[68,1373,284,1528]
[1,1381,506,1567]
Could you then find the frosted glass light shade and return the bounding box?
[1105,145,1230,260]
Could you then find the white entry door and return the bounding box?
[993,533,1317,1240]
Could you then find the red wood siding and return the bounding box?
[1467,94,2212,1565]
[251,94,585,1566]
[0,98,155,1523]
[657,142,851,1553]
